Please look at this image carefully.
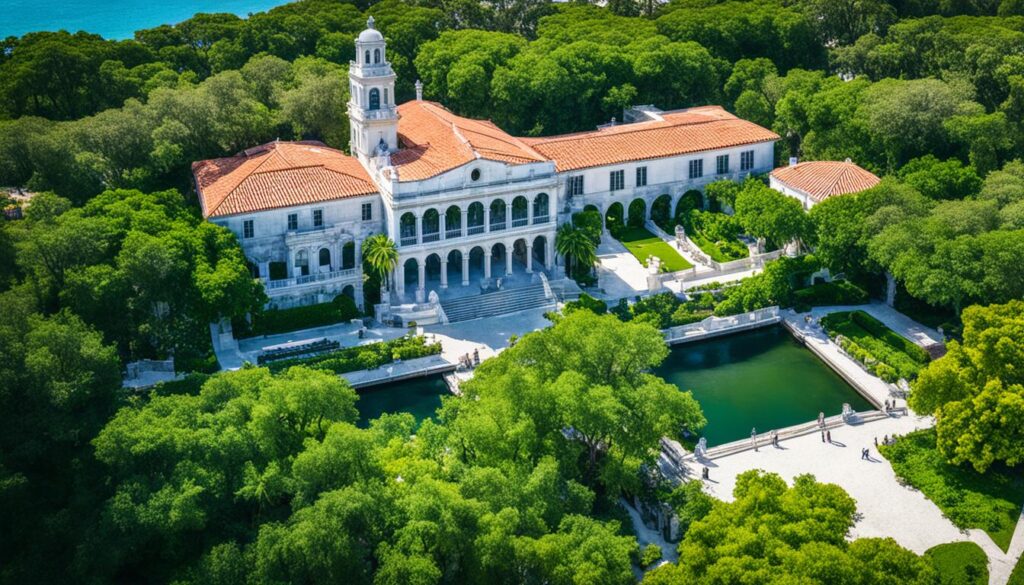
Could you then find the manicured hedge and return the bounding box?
[924,542,988,585]
[151,373,211,396]
[822,311,926,380]
[247,295,361,338]
[792,280,868,307]
[850,310,930,364]
[265,335,441,375]
[564,293,608,315]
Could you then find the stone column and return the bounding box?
[259,260,270,280]
[354,239,362,270]
[440,259,448,289]
[546,239,554,270]
[440,212,447,240]
[287,248,295,278]
[395,265,405,297]
[459,206,467,237]
[525,244,533,273]
[416,213,423,245]
[417,260,425,293]
[505,243,513,276]
[506,202,513,228]
[461,253,470,286]
[484,251,492,279]
[528,196,534,224]
[484,204,491,233]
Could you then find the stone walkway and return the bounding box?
[680,414,1023,585]
[594,234,650,298]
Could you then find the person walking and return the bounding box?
[826,430,831,443]
[702,466,709,480]
[751,427,758,452]
[874,437,878,447]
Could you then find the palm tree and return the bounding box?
[362,233,399,295]
[556,222,596,280]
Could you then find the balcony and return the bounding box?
[467,225,485,236]
[533,214,550,224]
[490,221,506,232]
[400,236,417,247]
[422,232,440,243]
[445,228,462,239]
[511,217,529,228]
[265,268,358,291]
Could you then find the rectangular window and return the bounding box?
[636,166,647,187]
[610,169,625,191]
[313,209,323,228]
[740,150,754,171]
[361,202,372,221]
[716,154,730,175]
[287,213,297,231]
[688,159,703,179]
[568,175,584,196]
[242,219,254,239]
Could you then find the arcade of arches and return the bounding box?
[397,235,553,296]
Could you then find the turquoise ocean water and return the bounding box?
[1,0,288,40]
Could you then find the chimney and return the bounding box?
[789,156,798,167]
[415,80,423,101]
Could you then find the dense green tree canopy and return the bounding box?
[643,471,939,584]
[910,300,1024,472]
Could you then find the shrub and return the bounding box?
[925,542,988,585]
[151,373,210,396]
[792,281,869,307]
[248,294,361,337]
[823,312,926,380]
[641,543,663,567]
[265,335,441,375]
[670,306,711,326]
[565,293,608,315]
[851,311,930,364]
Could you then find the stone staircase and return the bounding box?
[440,283,555,323]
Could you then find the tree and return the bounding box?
[898,155,982,200]
[555,222,597,282]
[448,310,705,492]
[643,471,938,584]
[734,179,813,249]
[910,300,1024,472]
[362,233,399,293]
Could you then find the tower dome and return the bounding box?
[358,16,384,43]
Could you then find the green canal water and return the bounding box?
[354,326,872,445]
[355,375,449,428]
[654,326,872,446]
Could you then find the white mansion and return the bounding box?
[193,17,783,319]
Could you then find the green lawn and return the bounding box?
[881,429,1024,551]
[617,227,693,272]
[925,542,988,585]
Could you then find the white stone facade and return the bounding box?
[210,19,778,311]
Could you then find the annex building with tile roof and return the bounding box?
[193,18,783,315]
[770,159,881,209]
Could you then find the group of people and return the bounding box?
[458,348,481,369]
[874,434,898,447]
[860,447,872,460]
[883,399,899,412]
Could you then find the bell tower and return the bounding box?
[348,16,398,163]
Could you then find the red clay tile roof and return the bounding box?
[771,160,880,202]
[522,106,780,172]
[192,141,377,218]
[392,101,547,181]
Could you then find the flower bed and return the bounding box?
[265,335,441,375]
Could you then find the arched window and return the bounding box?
[365,50,371,64]
[374,48,380,64]
[319,248,331,268]
[369,88,380,111]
